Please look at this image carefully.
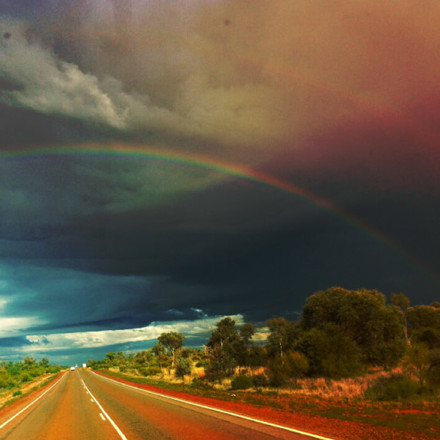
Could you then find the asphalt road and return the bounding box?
[0,370,333,440]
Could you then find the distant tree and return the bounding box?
[266,317,298,358]
[115,352,126,364]
[403,343,431,386]
[175,357,192,381]
[22,357,37,370]
[39,358,50,368]
[158,332,185,368]
[205,345,236,382]
[207,317,241,350]
[105,352,116,365]
[205,317,242,377]
[391,292,410,343]
[411,327,440,350]
[407,305,440,332]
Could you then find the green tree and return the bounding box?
[407,305,440,332]
[296,324,362,378]
[391,292,410,343]
[175,357,192,381]
[39,358,50,368]
[266,317,298,358]
[158,332,185,368]
[105,352,116,365]
[22,357,37,370]
[300,287,405,368]
[403,343,431,386]
[205,345,236,382]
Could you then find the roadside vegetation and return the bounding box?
[87,287,440,435]
[89,287,440,399]
[0,357,62,407]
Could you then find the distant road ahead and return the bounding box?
[0,369,334,440]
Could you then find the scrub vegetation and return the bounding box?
[0,357,62,407]
[87,287,440,436]
[89,287,440,401]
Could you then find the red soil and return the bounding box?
[94,371,435,440]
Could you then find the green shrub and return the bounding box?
[190,377,213,390]
[175,357,192,379]
[137,366,161,377]
[20,374,31,383]
[13,390,22,397]
[252,374,269,388]
[365,374,421,401]
[231,375,253,390]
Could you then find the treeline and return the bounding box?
[0,357,62,392]
[89,287,440,391]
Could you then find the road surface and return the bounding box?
[0,369,334,440]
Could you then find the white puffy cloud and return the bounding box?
[24,313,245,351]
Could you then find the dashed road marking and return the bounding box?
[81,378,128,440]
[99,413,106,421]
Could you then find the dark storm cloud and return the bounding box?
[1,0,440,362]
[0,336,31,347]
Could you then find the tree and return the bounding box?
[207,317,241,350]
[175,357,192,381]
[39,358,50,368]
[296,324,362,378]
[105,352,116,365]
[205,345,236,382]
[391,292,410,343]
[403,343,431,386]
[407,305,440,332]
[22,357,37,370]
[300,287,405,368]
[266,317,297,358]
[206,317,244,376]
[158,332,185,368]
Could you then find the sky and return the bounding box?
[0,0,439,365]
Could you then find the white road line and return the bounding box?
[99,413,106,421]
[80,378,128,440]
[0,374,65,430]
[90,371,337,440]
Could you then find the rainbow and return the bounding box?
[1,143,437,285]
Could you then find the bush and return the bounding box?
[252,374,269,388]
[137,366,161,377]
[365,374,421,401]
[13,390,22,397]
[190,377,214,390]
[20,374,31,383]
[175,357,192,379]
[231,375,253,390]
[267,351,309,387]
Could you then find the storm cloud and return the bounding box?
[1,0,439,364]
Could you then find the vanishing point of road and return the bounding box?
[0,369,335,440]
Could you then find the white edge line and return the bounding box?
[0,373,65,430]
[81,378,127,440]
[91,371,338,440]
